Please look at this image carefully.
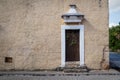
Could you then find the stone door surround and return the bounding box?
[61,25,85,67]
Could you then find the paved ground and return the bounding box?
[0,70,120,80]
[0,75,120,80]
[110,52,120,68]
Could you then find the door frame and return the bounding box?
[61,25,84,67]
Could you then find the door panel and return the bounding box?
[66,30,79,61]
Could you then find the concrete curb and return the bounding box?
[0,72,120,76]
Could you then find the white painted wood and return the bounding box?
[61,25,85,67]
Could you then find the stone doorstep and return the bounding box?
[64,69,88,72]
[63,67,88,72]
[65,61,80,67]
[63,61,88,72]
[56,65,88,73]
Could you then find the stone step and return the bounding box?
[64,68,88,72]
[56,66,89,72]
[64,66,87,69]
[65,61,80,67]
[64,66,88,72]
[65,65,79,67]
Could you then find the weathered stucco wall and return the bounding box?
[0,0,109,70]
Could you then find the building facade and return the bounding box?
[0,0,109,70]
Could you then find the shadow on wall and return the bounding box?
[83,18,109,70]
[83,18,99,32]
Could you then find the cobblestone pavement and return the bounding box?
[0,75,120,80]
